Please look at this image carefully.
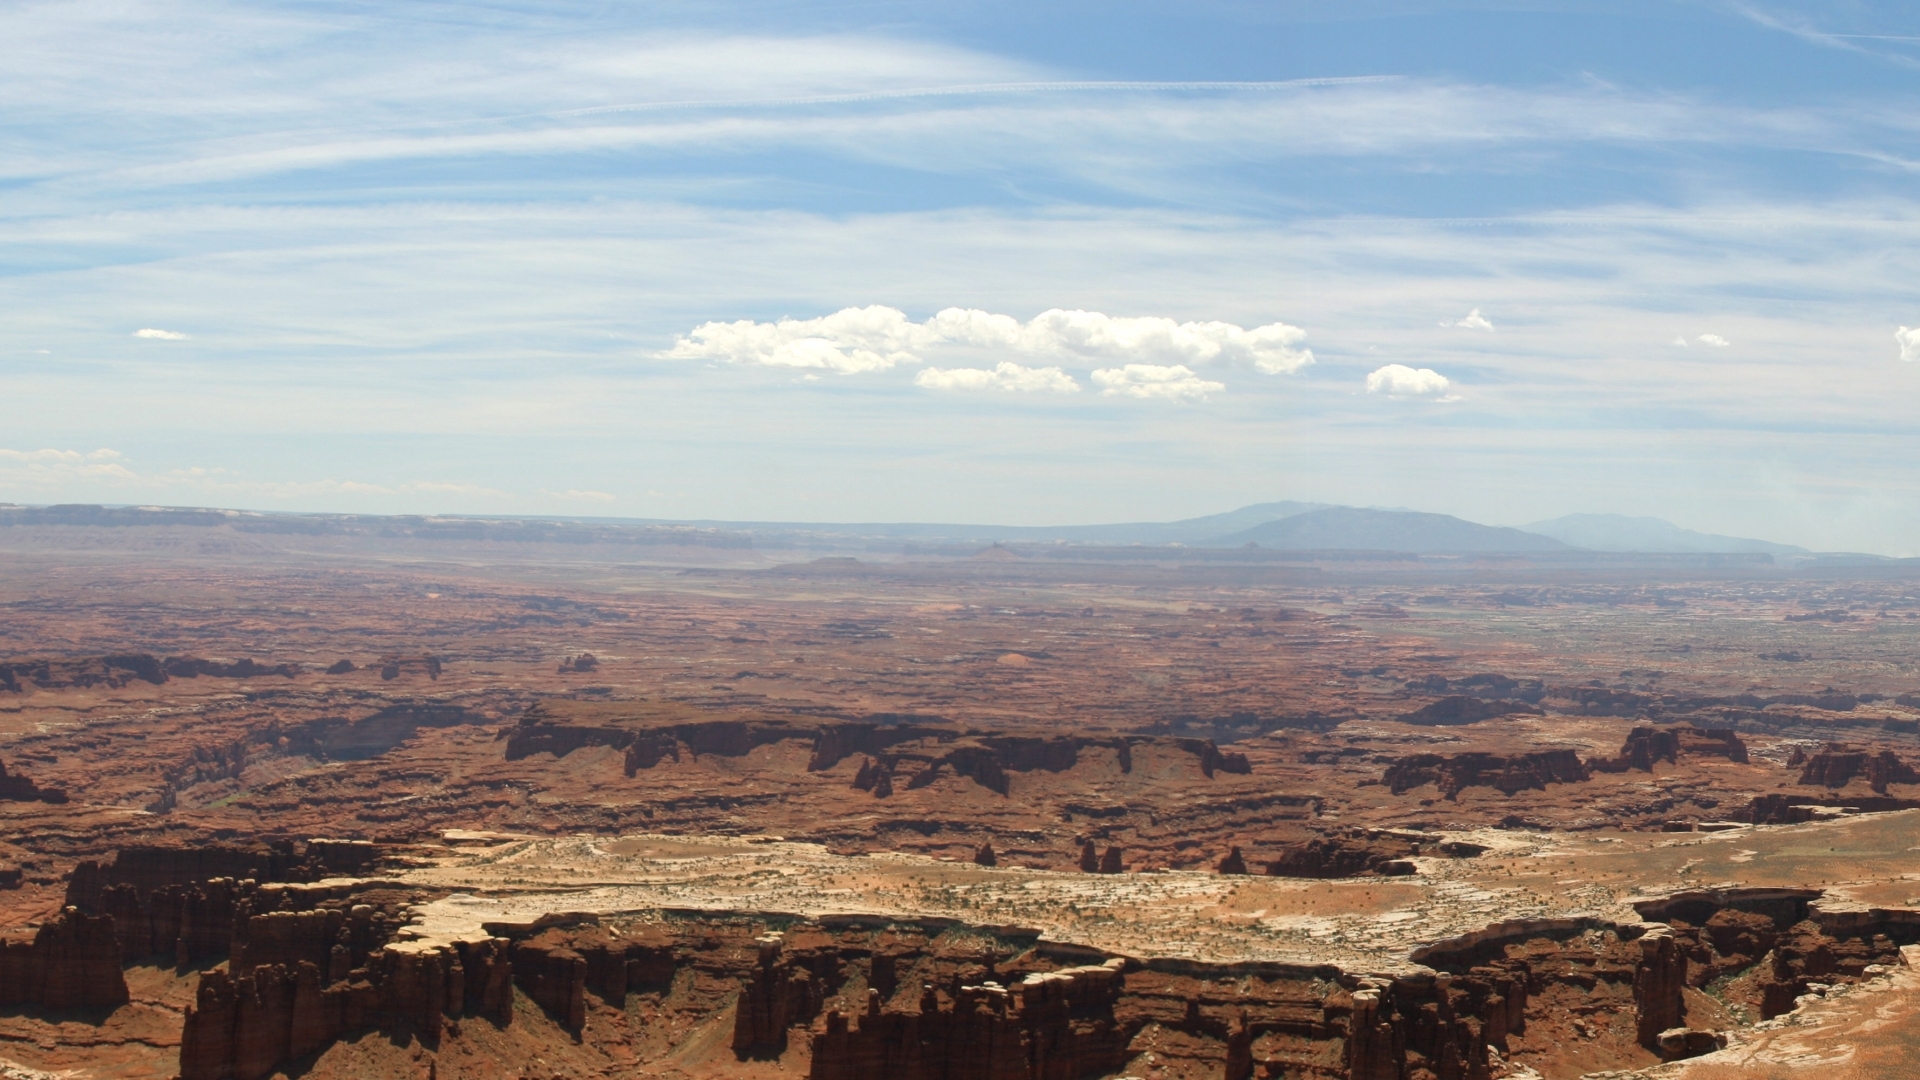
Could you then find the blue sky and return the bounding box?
[5,0,1920,551]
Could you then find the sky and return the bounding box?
[5,0,1920,551]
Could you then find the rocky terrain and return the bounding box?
[3,529,1920,1078]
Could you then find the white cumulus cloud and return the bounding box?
[661,306,1312,375]
[1366,363,1452,398]
[133,328,189,340]
[1697,333,1730,347]
[1898,326,1920,362]
[1671,336,1690,347]
[914,362,1078,393]
[1089,364,1224,401]
[1441,308,1495,331]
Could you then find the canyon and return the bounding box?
[3,520,1920,1077]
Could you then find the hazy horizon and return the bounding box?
[6,2,1920,553]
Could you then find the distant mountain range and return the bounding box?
[0,500,1831,558]
[1522,513,1808,556]
[1213,507,1572,553]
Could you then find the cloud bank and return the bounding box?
[1090,364,1224,400]
[661,306,1312,376]
[915,362,1078,393]
[133,328,189,340]
[1441,308,1494,330]
[1899,326,1920,362]
[0,448,136,483]
[1365,363,1452,398]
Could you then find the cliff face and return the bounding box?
[1631,927,1687,1047]
[1382,750,1590,799]
[1796,745,1920,792]
[808,960,1130,1080]
[0,758,67,803]
[179,940,512,1080]
[0,907,129,1010]
[1396,697,1542,726]
[1263,835,1417,879]
[494,915,1714,1080]
[67,843,388,965]
[0,653,299,693]
[503,705,1247,801]
[1592,725,1750,773]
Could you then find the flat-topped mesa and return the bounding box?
[0,907,129,1011]
[503,700,1250,795]
[1396,696,1543,726]
[155,894,1779,1079]
[1794,744,1920,792]
[1404,673,1547,702]
[1628,887,1915,1021]
[1591,725,1750,774]
[0,654,168,692]
[1381,750,1590,800]
[809,960,1130,1080]
[1263,833,1417,878]
[179,885,512,1080]
[66,842,390,965]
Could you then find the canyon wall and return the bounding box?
[0,907,129,1010]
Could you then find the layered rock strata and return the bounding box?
[0,907,129,1009]
[1794,744,1920,792]
[0,758,66,804]
[1591,725,1749,773]
[1381,751,1589,799]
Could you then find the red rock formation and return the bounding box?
[0,653,170,691]
[1264,834,1418,878]
[180,938,512,1080]
[1216,847,1248,875]
[1592,725,1749,773]
[1797,745,1920,792]
[1382,750,1590,799]
[851,756,893,798]
[511,932,588,1032]
[1098,846,1124,874]
[1077,842,1099,873]
[1632,926,1687,1048]
[164,656,301,680]
[1397,696,1543,725]
[0,907,129,1009]
[0,758,67,803]
[808,960,1130,1080]
[733,935,825,1056]
[974,842,996,867]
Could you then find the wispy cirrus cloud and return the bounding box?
[0,447,135,483]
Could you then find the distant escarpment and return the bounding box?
[1591,725,1749,773]
[1382,750,1590,799]
[1396,697,1543,726]
[0,653,300,693]
[1789,743,1920,792]
[504,703,1251,797]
